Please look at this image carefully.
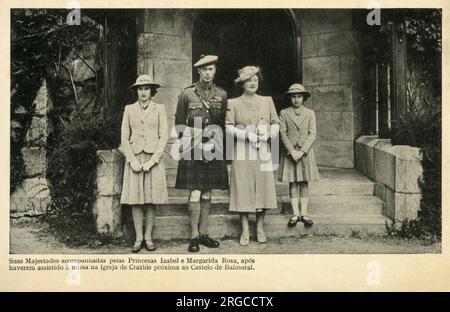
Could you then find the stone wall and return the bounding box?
[136,9,195,170]
[10,80,52,216]
[355,135,423,220]
[137,9,363,169]
[297,10,362,168]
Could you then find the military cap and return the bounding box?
[193,55,218,68]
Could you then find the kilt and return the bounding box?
[175,158,229,190]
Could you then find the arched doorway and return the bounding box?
[192,9,298,110]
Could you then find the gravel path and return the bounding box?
[9,220,441,254]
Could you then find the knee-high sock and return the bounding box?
[144,204,155,241]
[132,205,144,242]
[199,199,211,236]
[300,197,309,216]
[290,198,300,216]
[188,201,201,239]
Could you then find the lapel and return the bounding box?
[194,81,214,101]
[143,101,157,121]
[285,106,308,130]
[134,101,157,121]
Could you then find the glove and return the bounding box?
[291,150,305,162]
[246,131,259,144]
[142,160,156,172]
[130,159,142,172]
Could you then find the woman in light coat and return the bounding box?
[225,66,279,246]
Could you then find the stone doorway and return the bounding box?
[192,9,298,109]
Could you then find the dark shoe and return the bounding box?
[144,240,156,251]
[131,241,143,253]
[301,215,314,227]
[188,237,200,252]
[199,234,220,248]
[287,215,301,227]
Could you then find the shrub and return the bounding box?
[386,10,441,240]
[46,109,121,246]
[11,9,117,245]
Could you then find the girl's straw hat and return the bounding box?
[285,83,311,99]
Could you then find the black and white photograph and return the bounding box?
[8,5,442,258]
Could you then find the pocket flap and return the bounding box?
[188,102,203,109]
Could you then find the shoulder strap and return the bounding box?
[193,87,210,110]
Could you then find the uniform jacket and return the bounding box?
[279,105,317,154]
[175,81,228,130]
[121,101,168,164]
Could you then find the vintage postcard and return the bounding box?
[0,0,449,292]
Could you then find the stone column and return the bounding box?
[297,9,362,168]
[93,149,124,235]
[137,9,194,171]
[10,79,52,217]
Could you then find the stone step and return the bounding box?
[165,167,376,197]
[150,194,383,216]
[167,182,374,197]
[122,214,389,240]
[125,195,384,216]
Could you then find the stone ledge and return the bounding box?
[96,148,124,196]
[97,148,124,163]
[355,135,423,221]
[10,178,51,213]
[355,135,378,179]
[93,195,123,236]
[385,188,421,221]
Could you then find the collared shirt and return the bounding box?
[293,106,303,115]
[139,100,152,111]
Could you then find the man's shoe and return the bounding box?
[198,234,220,248]
[188,237,200,252]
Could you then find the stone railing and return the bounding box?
[93,148,125,236]
[355,135,423,221]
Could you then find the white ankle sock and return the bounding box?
[300,197,309,216]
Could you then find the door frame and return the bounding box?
[190,9,302,84]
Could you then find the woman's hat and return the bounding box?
[234,66,261,84]
[285,83,311,99]
[129,75,161,89]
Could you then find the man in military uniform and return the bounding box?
[174,55,229,252]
